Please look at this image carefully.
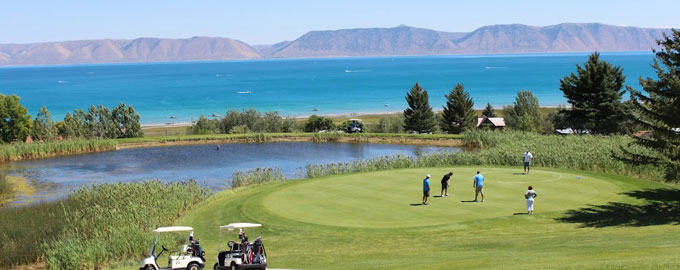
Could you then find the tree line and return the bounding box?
[0,98,143,143]
[187,109,298,134]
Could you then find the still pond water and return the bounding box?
[2,142,456,203]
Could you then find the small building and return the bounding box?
[477,116,505,130]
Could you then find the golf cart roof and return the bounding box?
[153,226,194,233]
[220,223,262,230]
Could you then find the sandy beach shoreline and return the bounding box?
[140,106,565,128]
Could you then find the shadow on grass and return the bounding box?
[558,188,680,228]
[409,203,424,206]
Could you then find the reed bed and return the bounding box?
[0,174,10,198]
[303,131,663,180]
[0,199,75,267]
[0,180,209,269]
[232,168,286,188]
[0,139,118,162]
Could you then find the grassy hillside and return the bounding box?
[111,167,679,270]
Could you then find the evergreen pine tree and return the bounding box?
[403,82,436,133]
[482,102,497,117]
[440,83,476,134]
[625,29,680,181]
[559,52,627,134]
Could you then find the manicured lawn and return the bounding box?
[111,167,680,270]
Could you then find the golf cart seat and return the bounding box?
[228,241,241,252]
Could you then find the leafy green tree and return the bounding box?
[87,105,118,139]
[73,109,92,138]
[370,114,405,133]
[260,111,283,133]
[560,52,628,134]
[32,106,57,141]
[403,82,436,133]
[111,102,143,138]
[0,94,32,143]
[482,102,497,117]
[625,29,680,181]
[187,115,218,134]
[440,83,476,134]
[504,90,542,132]
[304,115,335,132]
[280,117,298,133]
[59,112,78,139]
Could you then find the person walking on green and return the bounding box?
[440,172,453,197]
[525,185,538,215]
[473,171,484,202]
[422,174,431,205]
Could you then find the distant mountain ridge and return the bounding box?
[0,37,260,65]
[0,23,671,66]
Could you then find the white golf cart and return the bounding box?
[213,223,267,270]
[345,119,364,133]
[140,226,206,270]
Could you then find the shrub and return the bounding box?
[368,114,405,133]
[304,115,335,132]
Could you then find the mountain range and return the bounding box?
[0,23,671,66]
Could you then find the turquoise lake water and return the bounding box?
[0,52,656,124]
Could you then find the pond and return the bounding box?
[1,142,458,203]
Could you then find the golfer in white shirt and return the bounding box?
[523,149,533,174]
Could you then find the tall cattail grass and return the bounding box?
[311,132,342,142]
[0,139,118,162]
[0,180,209,269]
[231,168,285,188]
[0,173,10,198]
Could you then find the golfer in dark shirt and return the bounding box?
[440,172,453,197]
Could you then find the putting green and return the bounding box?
[263,167,623,228]
[109,166,680,270]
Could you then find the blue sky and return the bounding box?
[1,0,678,44]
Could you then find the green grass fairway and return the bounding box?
[263,168,621,228]
[112,167,680,270]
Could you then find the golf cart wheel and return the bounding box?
[187,262,201,270]
[213,262,219,270]
[144,265,155,270]
[230,262,237,270]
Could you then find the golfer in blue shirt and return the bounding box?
[473,171,485,202]
[422,174,431,205]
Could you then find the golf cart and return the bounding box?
[213,223,267,270]
[345,119,364,133]
[140,226,206,270]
